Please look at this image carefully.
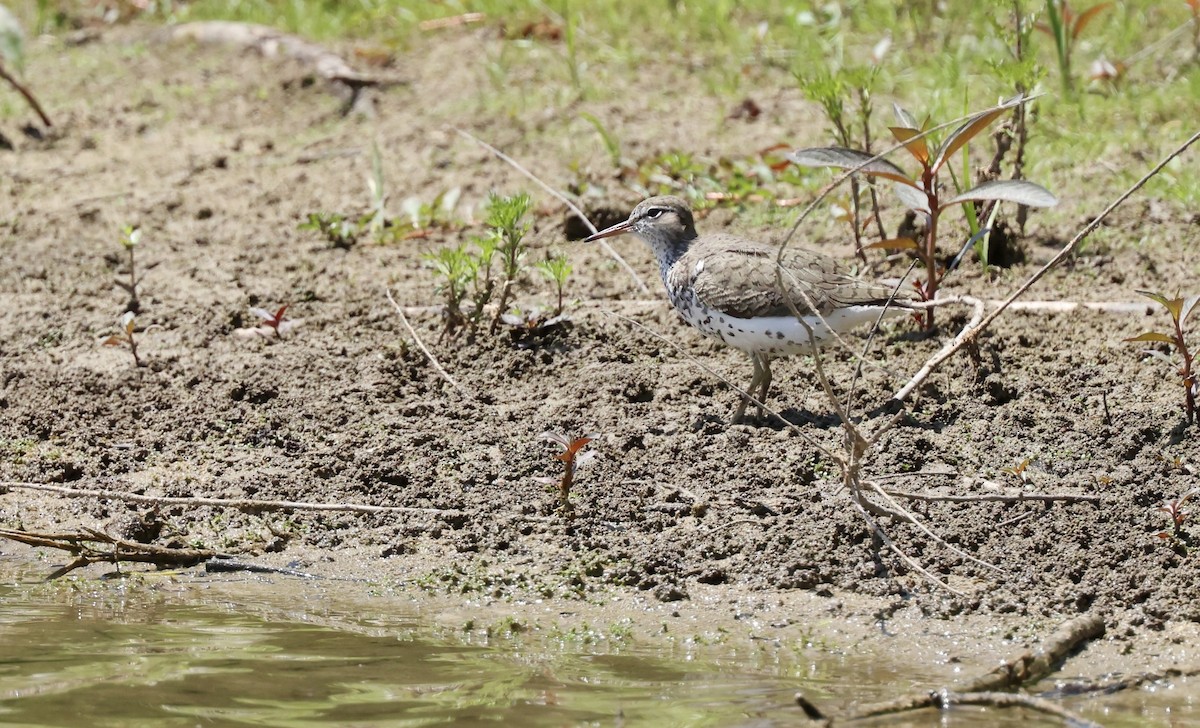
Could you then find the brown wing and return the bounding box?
[672,234,908,319]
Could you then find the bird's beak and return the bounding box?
[583,218,633,242]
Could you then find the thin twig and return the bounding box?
[453,127,649,293]
[385,287,473,400]
[0,481,462,516]
[0,61,52,127]
[885,489,1102,504]
[892,130,1200,402]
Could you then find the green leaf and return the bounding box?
[786,147,918,186]
[943,179,1058,208]
[1124,332,1175,344]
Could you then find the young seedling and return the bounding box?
[797,63,887,259]
[299,212,360,249]
[102,311,143,367]
[1125,291,1199,424]
[115,225,145,313]
[534,252,572,316]
[1155,488,1196,542]
[486,192,533,334]
[536,431,599,517]
[426,244,473,338]
[236,305,303,339]
[789,97,1058,329]
[1037,0,1112,92]
[1001,456,1035,485]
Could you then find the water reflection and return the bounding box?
[0,559,1189,727]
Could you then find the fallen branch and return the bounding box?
[385,287,473,400]
[0,527,218,579]
[884,489,1102,505]
[798,614,1106,725]
[165,21,407,114]
[0,480,462,517]
[0,60,51,127]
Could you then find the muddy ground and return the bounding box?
[1,21,1198,674]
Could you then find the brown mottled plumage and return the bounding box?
[586,195,912,423]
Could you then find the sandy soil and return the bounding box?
[1,21,1198,676]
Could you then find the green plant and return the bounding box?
[115,225,145,313]
[1125,291,1198,424]
[1037,0,1112,92]
[985,0,1047,235]
[789,98,1058,329]
[426,244,474,338]
[537,431,599,517]
[299,212,359,249]
[534,253,572,316]
[485,192,533,333]
[797,64,886,259]
[366,140,388,240]
[102,311,143,367]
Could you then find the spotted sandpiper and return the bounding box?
[585,195,913,424]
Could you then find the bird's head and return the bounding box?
[583,196,697,248]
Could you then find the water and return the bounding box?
[0,558,1192,727]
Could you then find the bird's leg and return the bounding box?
[756,355,773,421]
[731,353,763,424]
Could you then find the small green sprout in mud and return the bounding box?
[486,192,533,333]
[102,311,143,367]
[537,431,599,517]
[1125,291,1199,425]
[114,225,148,313]
[426,192,534,339]
[789,98,1058,329]
[300,212,359,249]
[1036,0,1112,92]
[1155,488,1196,543]
[235,304,303,339]
[534,252,572,317]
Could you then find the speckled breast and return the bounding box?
[665,285,822,357]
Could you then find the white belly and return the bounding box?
[671,291,895,356]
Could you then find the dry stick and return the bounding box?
[385,287,473,400]
[1,481,461,517]
[893,129,1200,403]
[0,61,52,127]
[884,489,1101,505]
[0,527,219,580]
[826,614,1106,724]
[453,127,649,294]
[931,692,1100,728]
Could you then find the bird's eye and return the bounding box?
[645,208,665,220]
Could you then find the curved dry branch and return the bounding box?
[801,614,1107,725]
[0,60,51,127]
